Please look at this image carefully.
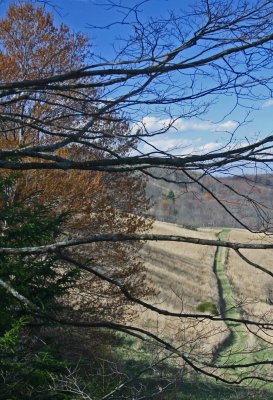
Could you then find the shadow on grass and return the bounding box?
[172,379,273,400]
[117,338,273,400]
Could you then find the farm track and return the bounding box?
[213,229,248,361]
[213,229,273,386]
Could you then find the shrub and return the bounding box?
[196,301,218,315]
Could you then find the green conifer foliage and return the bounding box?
[0,174,79,399]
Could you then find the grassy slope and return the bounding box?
[137,222,273,399]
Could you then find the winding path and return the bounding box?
[213,229,273,383]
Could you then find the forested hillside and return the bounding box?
[146,169,273,229]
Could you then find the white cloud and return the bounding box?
[134,116,238,134]
[262,99,273,108]
[141,136,222,156]
[174,119,237,132]
[197,142,221,153]
[142,137,194,154]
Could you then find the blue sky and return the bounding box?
[1,0,273,158]
[52,0,273,157]
[51,0,192,59]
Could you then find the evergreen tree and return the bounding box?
[0,174,79,399]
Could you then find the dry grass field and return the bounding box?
[137,221,228,359]
[143,221,219,311]
[136,222,273,361]
[225,229,273,341]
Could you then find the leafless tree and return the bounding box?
[1,0,273,393]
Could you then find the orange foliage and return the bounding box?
[0,3,153,322]
[0,3,87,80]
[202,192,213,201]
